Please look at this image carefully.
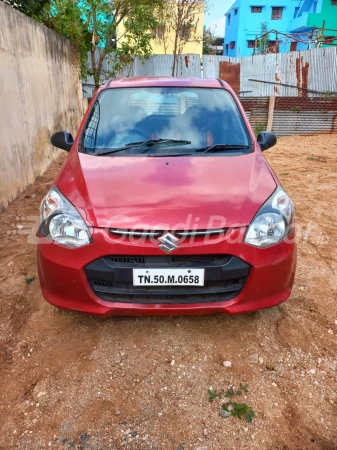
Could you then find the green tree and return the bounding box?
[161,0,205,76]
[42,0,163,88]
[203,27,215,55]
[43,0,91,79]
[256,22,269,55]
[3,0,50,18]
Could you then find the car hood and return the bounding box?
[57,150,277,229]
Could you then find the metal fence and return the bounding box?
[83,53,201,98]
[84,47,337,98]
[82,48,337,137]
[239,97,269,133]
[241,97,337,136]
[203,47,337,97]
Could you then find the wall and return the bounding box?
[224,0,301,57]
[224,0,240,57]
[288,0,322,33]
[0,3,83,211]
[226,0,337,56]
[307,0,337,44]
[287,0,337,49]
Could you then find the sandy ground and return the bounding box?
[0,134,336,450]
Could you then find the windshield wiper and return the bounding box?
[147,152,193,157]
[96,139,191,156]
[131,138,191,148]
[196,144,250,153]
[140,139,191,153]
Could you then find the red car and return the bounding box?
[37,77,296,316]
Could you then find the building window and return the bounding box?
[324,36,334,44]
[227,14,231,25]
[267,41,277,53]
[225,44,229,55]
[234,8,238,15]
[247,40,255,48]
[251,6,262,13]
[152,26,165,39]
[332,0,337,5]
[178,25,191,40]
[294,6,299,18]
[271,7,283,19]
[229,41,235,49]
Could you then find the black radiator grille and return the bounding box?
[105,255,232,267]
[107,256,145,264]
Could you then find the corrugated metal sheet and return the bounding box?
[83,53,201,97]
[240,96,337,136]
[132,55,171,77]
[219,61,240,92]
[202,55,240,79]
[83,48,337,98]
[203,47,337,98]
[273,111,337,136]
[240,97,269,132]
[133,54,201,77]
[81,49,337,137]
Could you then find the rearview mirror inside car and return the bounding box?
[257,131,277,151]
[50,131,74,152]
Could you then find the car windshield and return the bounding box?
[81,87,251,156]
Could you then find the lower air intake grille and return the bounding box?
[88,278,246,304]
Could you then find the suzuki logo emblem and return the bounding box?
[158,232,179,253]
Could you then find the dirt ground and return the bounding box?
[0,134,336,450]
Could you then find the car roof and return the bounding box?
[103,77,230,90]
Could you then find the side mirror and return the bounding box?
[50,131,74,151]
[257,131,277,151]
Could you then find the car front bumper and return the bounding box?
[37,228,296,316]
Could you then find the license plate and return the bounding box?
[133,268,204,286]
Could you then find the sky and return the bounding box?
[204,0,234,36]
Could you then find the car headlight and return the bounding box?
[40,187,91,248]
[244,187,294,248]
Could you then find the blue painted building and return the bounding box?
[223,0,327,57]
[289,0,337,49]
